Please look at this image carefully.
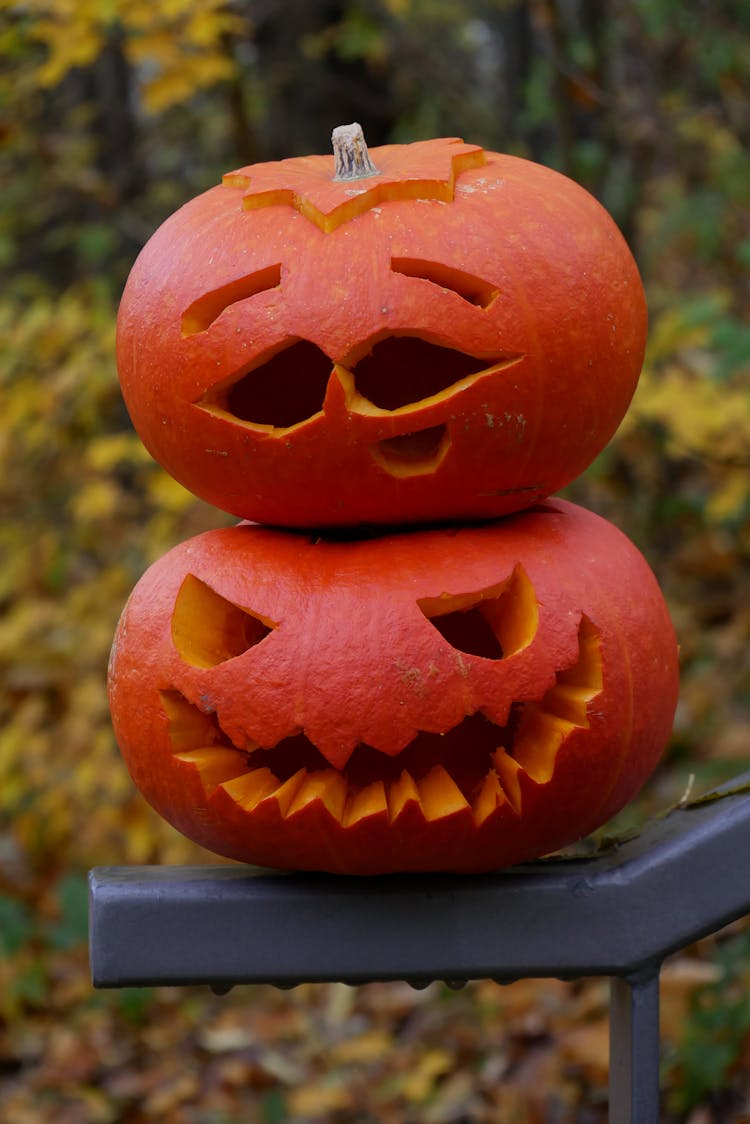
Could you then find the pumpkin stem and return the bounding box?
[332,122,380,182]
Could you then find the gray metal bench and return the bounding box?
[89,771,750,1123]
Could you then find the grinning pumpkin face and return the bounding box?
[108,500,678,874]
[116,137,647,528]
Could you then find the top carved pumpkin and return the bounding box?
[117,132,647,527]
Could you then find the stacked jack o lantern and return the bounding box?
[109,125,679,874]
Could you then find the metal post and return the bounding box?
[609,970,661,1124]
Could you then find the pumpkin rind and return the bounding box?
[107,500,678,874]
[116,138,647,528]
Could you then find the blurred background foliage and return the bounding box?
[1,1,749,1120]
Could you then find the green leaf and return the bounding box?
[116,986,156,1024]
[0,894,35,956]
[8,960,47,1007]
[47,872,89,950]
[260,1090,287,1124]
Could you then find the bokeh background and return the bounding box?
[1,2,749,1120]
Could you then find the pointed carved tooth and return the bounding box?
[417,765,470,821]
[344,781,388,827]
[175,748,248,793]
[273,769,308,816]
[287,769,348,821]
[557,619,603,690]
[220,767,279,810]
[512,711,569,782]
[388,770,421,822]
[473,771,507,826]
[492,750,523,814]
[542,684,594,725]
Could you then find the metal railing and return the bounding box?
[89,771,750,1124]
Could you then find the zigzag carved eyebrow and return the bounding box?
[222,139,487,234]
[181,264,282,336]
[390,258,498,309]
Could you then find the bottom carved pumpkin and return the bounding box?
[108,499,679,874]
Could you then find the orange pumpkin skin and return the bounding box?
[116,138,647,528]
[108,500,678,874]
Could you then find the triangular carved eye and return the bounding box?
[200,339,333,429]
[418,565,538,659]
[427,605,504,658]
[172,575,277,668]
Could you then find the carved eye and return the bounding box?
[351,335,505,411]
[172,575,277,668]
[182,264,282,336]
[200,339,334,428]
[391,257,498,309]
[418,565,538,659]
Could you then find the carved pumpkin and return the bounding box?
[107,499,678,874]
[116,131,647,528]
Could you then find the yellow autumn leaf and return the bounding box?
[645,310,710,367]
[143,0,196,20]
[70,479,123,522]
[185,4,246,48]
[399,1048,453,1102]
[632,366,750,459]
[706,468,749,523]
[147,472,197,512]
[86,433,152,471]
[116,0,180,32]
[383,0,413,15]
[330,1028,393,1064]
[126,29,181,66]
[33,22,102,87]
[287,1081,353,1118]
[140,53,233,113]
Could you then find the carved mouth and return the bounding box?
[163,616,601,828]
[370,424,450,476]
